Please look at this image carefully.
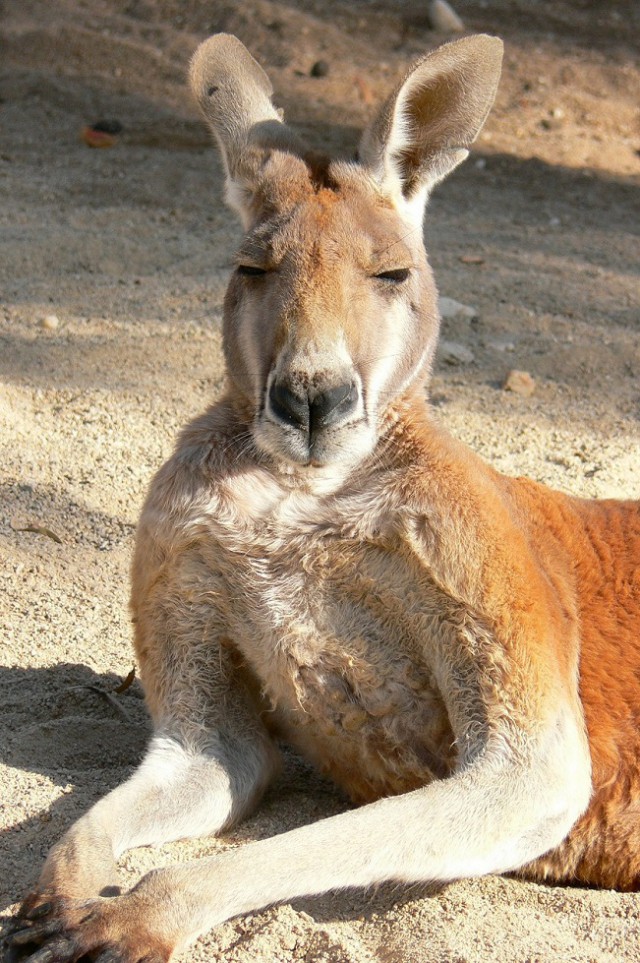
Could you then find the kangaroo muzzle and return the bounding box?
[268,379,360,435]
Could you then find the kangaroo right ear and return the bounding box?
[190,34,300,225]
[359,35,503,226]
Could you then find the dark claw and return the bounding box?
[7,920,63,946]
[25,904,54,922]
[19,948,56,963]
[94,950,123,963]
[21,940,76,963]
[4,942,21,963]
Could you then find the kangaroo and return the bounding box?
[8,32,640,963]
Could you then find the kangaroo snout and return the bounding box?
[260,366,367,466]
[268,378,360,434]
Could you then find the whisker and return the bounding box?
[372,223,423,259]
[357,352,404,371]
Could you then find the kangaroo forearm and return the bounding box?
[137,764,586,948]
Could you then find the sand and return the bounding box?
[1,1,639,960]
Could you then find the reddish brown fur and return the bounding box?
[521,492,640,889]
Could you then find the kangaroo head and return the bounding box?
[190,34,503,471]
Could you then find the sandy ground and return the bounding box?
[1,1,639,960]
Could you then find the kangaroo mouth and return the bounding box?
[253,408,375,474]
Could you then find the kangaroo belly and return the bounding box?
[265,641,455,803]
[222,534,457,803]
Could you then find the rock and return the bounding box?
[310,60,330,78]
[488,338,516,353]
[428,0,465,33]
[503,369,536,397]
[439,340,474,365]
[91,119,123,135]
[82,126,117,148]
[540,114,563,132]
[40,314,60,330]
[82,119,123,148]
[438,296,479,323]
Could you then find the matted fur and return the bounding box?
[7,32,640,963]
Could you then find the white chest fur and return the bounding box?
[196,465,457,802]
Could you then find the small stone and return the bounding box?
[540,115,563,132]
[438,297,479,322]
[488,338,516,353]
[503,369,536,397]
[310,60,330,78]
[428,0,465,32]
[92,119,123,135]
[81,126,117,148]
[41,314,60,330]
[439,340,475,365]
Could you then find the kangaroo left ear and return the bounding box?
[190,33,303,226]
[359,35,503,224]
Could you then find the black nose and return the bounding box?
[268,381,358,433]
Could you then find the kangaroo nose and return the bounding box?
[268,380,358,433]
[309,382,358,432]
[269,382,309,429]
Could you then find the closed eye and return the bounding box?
[237,264,268,277]
[374,268,411,283]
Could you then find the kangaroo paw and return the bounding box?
[6,895,171,963]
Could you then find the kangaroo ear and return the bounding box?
[189,34,300,225]
[359,35,503,224]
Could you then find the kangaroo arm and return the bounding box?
[126,706,591,954]
[9,703,590,963]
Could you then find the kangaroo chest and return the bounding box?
[210,489,458,802]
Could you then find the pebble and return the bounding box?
[91,119,123,135]
[81,126,117,148]
[428,0,465,32]
[40,314,60,330]
[503,369,536,397]
[540,116,563,132]
[310,60,330,78]
[488,338,516,353]
[439,340,475,365]
[438,296,479,323]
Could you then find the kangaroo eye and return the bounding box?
[374,268,410,283]
[237,264,268,277]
